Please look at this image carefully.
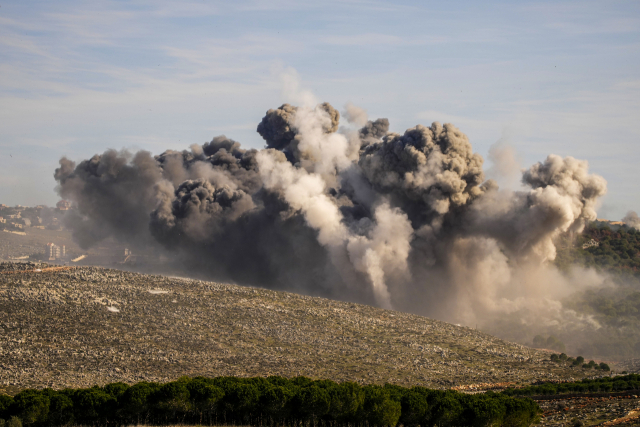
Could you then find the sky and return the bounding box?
[0,0,639,219]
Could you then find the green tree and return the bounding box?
[187,377,224,424]
[291,376,314,388]
[119,381,160,424]
[43,390,74,426]
[259,384,296,423]
[399,388,429,427]
[327,382,365,424]
[428,391,463,427]
[361,386,401,427]
[221,382,260,424]
[0,395,13,420]
[11,390,49,425]
[460,393,506,427]
[104,382,130,400]
[295,385,330,425]
[503,398,541,427]
[150,380,191,423]
[70,387,115,425]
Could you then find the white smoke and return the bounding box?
[623,211,640,229]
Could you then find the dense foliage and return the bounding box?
[502,374,640,397]
[555,225,640,274]
[0,376,540,427]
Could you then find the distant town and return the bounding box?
[0,200,70,233]
[0,202,138,267]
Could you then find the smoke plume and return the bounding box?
[55,102,609,349]
[623,211,640,230]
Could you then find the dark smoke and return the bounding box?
[55,102,608,338]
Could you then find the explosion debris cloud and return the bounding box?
[54,101,608,344]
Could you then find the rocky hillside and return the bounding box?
[0,262,602,394]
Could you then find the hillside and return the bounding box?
[543,223,640,358]
[555,223,640,275]
[0,262,602,395]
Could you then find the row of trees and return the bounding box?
[549,353,610,371]
[0,375,540,427]
[502,374,640,397]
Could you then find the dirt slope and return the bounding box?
[0,262,598,393]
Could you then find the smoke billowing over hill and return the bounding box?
[54,102,609,349]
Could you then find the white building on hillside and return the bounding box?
[45,243,66,260]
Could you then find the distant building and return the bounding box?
[0,204,7,209]
[13,223,23,229]
[20,218,31,227]
[0,217,5,223]
[45,243,66,260]
[56,200,71,211]
[121,248,137,264]
[583,239,600,249]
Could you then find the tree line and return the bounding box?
[501,374,640,397]
[0,375,541,427]
[548,353,610,371]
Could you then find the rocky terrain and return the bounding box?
[0,262,606,396]
[537,394,640,426]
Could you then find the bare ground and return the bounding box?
[0,262,607,395]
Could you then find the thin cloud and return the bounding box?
[322,33,427,47]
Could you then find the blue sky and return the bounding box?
[1,0,639,219]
